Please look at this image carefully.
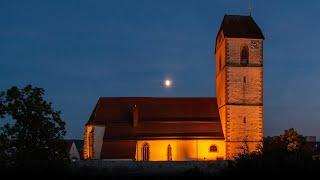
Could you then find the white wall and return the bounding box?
[69,142,81,161]
[93,126,105,159]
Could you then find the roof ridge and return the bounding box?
[224,14,251,17]
[99,97,216,99]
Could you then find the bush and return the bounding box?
[220,128,320,177]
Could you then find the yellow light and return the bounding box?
[136,139,226,161]
[164,79,172,88]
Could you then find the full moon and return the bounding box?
[164,79,172,88]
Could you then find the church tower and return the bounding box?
[215,15,264,159]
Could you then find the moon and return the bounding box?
[164,79,172,88]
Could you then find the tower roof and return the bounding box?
[217,15,264,39]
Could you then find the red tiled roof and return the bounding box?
[64,140,83,152]
[86,97,224,139]
[87,97,220,124]
[135,120,223,138]
[215,15,264,53]
[65,141,73,152]
[218,15,264,39]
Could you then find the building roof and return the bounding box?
[86,97,224,139]
[65,139,83,152]
[217,15,264,39]
[65,141,74,152]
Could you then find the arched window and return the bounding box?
[142,143,150,161]
[209,145,218,152]
[240,45,249,66]
[167,144,172,161]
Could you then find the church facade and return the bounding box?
[83,15,264,161]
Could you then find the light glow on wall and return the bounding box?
[83,125,94,159]
[136,139,226,161]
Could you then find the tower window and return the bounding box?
[243,76,246,83]
[142,143,150,161]
[209,145,218,152]
[243,116,247,123]
[240,45,249,66]
[167,144,172,161]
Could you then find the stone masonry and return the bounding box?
[216,34,264,159]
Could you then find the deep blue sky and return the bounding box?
[1,0,320,139]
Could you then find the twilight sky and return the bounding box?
[1,0,320,139]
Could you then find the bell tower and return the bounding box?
[215,15,264,159]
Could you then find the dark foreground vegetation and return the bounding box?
[1,130,319,179]
[0,85,69,178]
[221,128,320,177]
[1,85,320,178]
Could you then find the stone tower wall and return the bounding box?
[216,36,264,159]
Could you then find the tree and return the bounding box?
[262,128,314,160]
[280,128,304,152]
[0,85,67,165]
[239,136,250,155]
[222,128,319,176]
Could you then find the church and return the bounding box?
[83,14,264,161]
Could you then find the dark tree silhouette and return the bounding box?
[222,128,319,176]
[0,85,67,166]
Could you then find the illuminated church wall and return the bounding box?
[136,139,225,161]
[216,36,264,159]
[83,125,105,159]
[215,31,227,139]
[83,126,93,159]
